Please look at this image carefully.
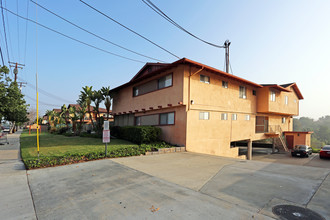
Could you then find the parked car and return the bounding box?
[319,145,330,159]
[2,125,10,133]
[291,145,312,157]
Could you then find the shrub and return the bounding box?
[312,147,321,153]
[57,127,69,134]
[23,145,149,169]
[116,126,161,144]
[79,132,102,139]
[49,127,57,134]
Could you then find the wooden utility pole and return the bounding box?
[9,62,25,82]
[223,40,231,73]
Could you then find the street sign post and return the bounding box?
[103,121,110,157]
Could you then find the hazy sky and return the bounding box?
[1,0,329,119]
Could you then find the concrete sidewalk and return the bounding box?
[0,130,36,220]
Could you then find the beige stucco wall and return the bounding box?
[112,66,184,114]
[257,87,299,115]
[135,106,187,146]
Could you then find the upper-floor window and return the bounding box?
[221,113,228,120]
[239,86,247,99]
[270,90,276,102]
[245,115,250,121]
[199,112,209,120]
[160,112,175,125]
[222,81,228,88]
[200,75,210,84]
[285,96,288,105]
[252,90,256,96]
[133,73,172,97]
[232,114,237,121]
[158,74,172,89]
[282,117,286,123]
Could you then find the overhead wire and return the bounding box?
[23,0,29,64]
[16,0,20,62]
[142,0,224,49]
[1,7,146,64]
[4,0,14,64]
[24,93,62,107]
[0,0,11,71]
[30,0,164,62]
[78,0,180,59]
[18,76,75,104]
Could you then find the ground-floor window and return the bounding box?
[221,113,228,120]
[160,112,175,125]
[135,112,175,126]
[245,115,250,121]
[199,112,210,120]
[232,114,237,121]
[282,117,286,123]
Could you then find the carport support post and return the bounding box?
[247,140,252,160]
[272,138,276,153]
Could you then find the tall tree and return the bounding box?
[101,86,111,120]
[77,99,87,133]
[60,104,69,129]
[91,90,104,132]
[79,86,94,130]
[3,81,29,132]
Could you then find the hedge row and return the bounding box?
[111,126,161,144]
[23,145,149,169]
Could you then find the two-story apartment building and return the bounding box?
[110,58,304,159]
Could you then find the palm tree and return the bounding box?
[60,104,69,129]
[68,106,79,133]
[77,99,87,132]
[101,86,111,120]
[45,110,55,127]
[91,90,104,131]
[79,86,94,130]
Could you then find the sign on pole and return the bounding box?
[103,130,110,143]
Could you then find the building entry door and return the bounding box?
[286,135,294,149]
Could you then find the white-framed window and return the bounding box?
[232,114,237,121]
[270,90,276,102]
[294,99,297,103]
[239,86,247,99]
[285,96,288,105]
[200,75,210,84]
[222,81,228,88]
[199,112,209,120]
[282,117,286,123]
[245,115,250,121]
[221,113,228,120]
[160,112,175,125]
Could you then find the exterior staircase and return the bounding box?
[267,125,289,152]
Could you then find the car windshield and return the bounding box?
[323,146,330,150]
[298,146,306,150]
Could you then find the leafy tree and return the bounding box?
[3,80,29,132]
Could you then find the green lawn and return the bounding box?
[20,131,138,160]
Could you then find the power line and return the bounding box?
[2,7,146,64]
[16,0,20,62]
[0,44,4,65]
[4,0,14,64]
[23,0,29,64]
[18,76,75,104]
[30,0,164,63]
[24,94,62,107]
[141,0,224,48]
[79,0,180,59]
[0,0,11,66]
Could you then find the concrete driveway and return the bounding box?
[27,159,270,220]
[26,152,330,219]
